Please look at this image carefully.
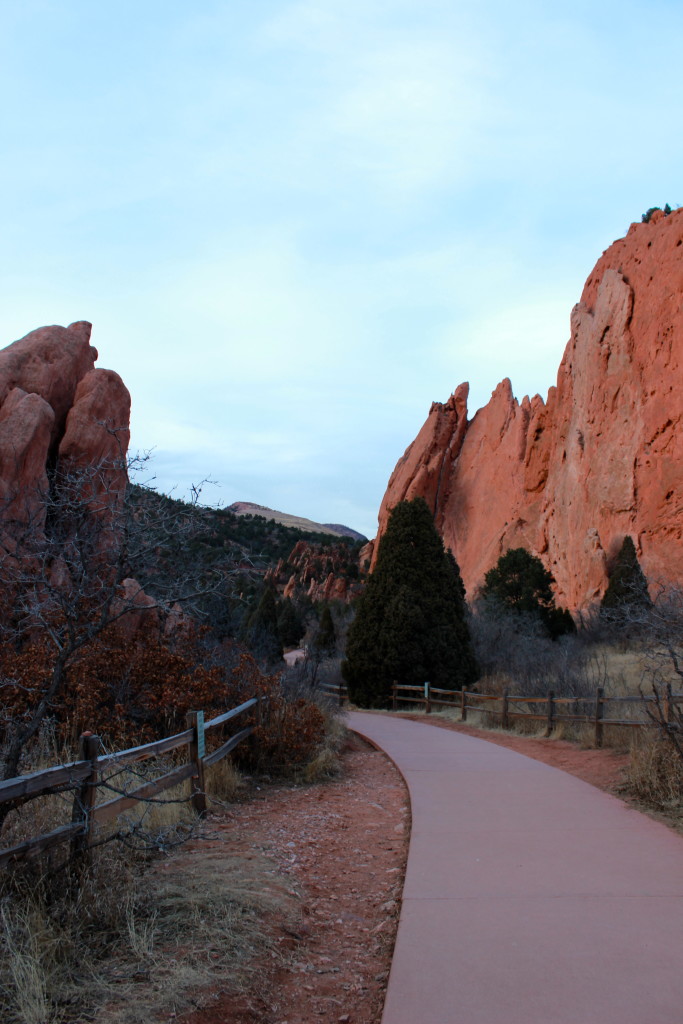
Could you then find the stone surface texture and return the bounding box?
[372,209,683,608]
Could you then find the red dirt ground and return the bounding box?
[179,733,409,1024]
[180,717,630,1024]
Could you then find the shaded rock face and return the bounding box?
[0,321,131,535]
[373,208,683,610]
[268,539,364,605]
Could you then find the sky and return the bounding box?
[1,0,682,539]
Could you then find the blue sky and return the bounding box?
[1,1,681,537]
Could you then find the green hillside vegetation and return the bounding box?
[130,485,362,569]
[128,484,364,646]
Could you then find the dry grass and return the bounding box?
[0,819,298,1024]
[1,700,347,1024]
[300,704,346,783]
[204,756,246,805]
[626,734,683,809]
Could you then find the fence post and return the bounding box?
[70,731,100,871]
[502,689,509,730]
[392,681,397,711]
[545,690,556,737]
[594,687,605,748]
[425,682,431,714]
[186,710,207,817]
[338,679,343,707]
[665,683,673,726]
[461,686,467,722]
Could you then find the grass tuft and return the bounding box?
[626,735,683,808]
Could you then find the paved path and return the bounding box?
[348,711,683,1024]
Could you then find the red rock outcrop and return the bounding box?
[0,322,131,533]
[268,539,364,604]
[372,208,683,610]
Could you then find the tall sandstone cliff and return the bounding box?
[372,208,683,610]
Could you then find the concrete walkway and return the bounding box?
[348,711,683,1024]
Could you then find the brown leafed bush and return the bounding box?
[250,696,326,772]
[0,626,281,752]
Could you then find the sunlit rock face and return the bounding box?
[0,321,131,534]
[371,208,683,611]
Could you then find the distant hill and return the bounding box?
[228,502,367,542]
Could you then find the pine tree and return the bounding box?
[342,498,477,707]
[277,598,305,647]
[245,585,284,664]
[601,536,650,611]
[480,547,575,639]
[312,604,336,657]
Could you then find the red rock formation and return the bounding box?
[0,321,98,444]
[269,539,364,604]
[0,388,54,528]
[372,209,683,610]
[59,368,131,514]
[0,321,131,534]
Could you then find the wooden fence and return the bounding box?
[390,682,681,746]
[315,678,679,747]
[319,680,348,705]
[0,696,264,870]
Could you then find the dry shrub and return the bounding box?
[300,711,347,783]
[627,735,683,808]
[302,744,340,782]
[250,696,326,773]
[1,627,283,761]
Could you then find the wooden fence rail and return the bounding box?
[312,677,679,747]
[389,681,681,746]
[0,695,265,870]
[318,680,348,706]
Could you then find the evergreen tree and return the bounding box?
[312,604,336,657]
[481,547,575,639]
[342,498,477,707]
[245,585,283,665]
[277,598,305,647]
[601,536,650,611]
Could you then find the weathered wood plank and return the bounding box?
[70,733,101,868]
[97,729,194,771]
[0,761,91,807]
[94,763,195,824]
[0,822,82,868]
[203,726,254,768]
[186,710,206,817]
[602,719,654,728]
[205,698,258,730]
